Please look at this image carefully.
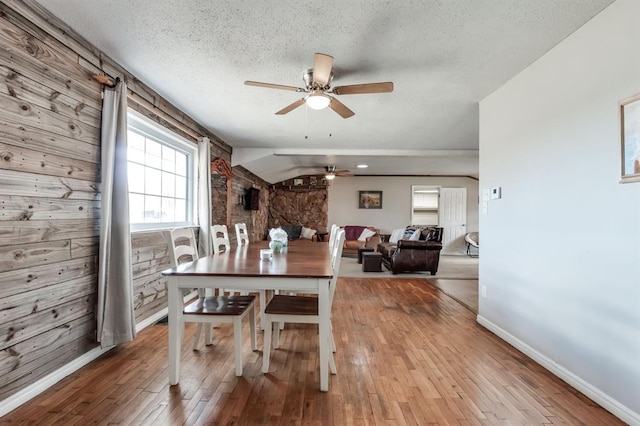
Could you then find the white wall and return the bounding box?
[479,0,640,422]
[327,176,478,248]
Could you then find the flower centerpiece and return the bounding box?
[268,227,288,254]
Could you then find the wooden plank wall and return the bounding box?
[0,0,263,403]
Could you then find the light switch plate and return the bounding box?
[491,187,502,199]
[482,189,490,201]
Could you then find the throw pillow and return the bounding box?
[357,228,376,242]
[281,225,302,240]
[402,229,414,240]
[409,229,421,241]
[300,226,316,240]
[389,228,405,244]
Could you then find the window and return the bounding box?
[127,110,198,231]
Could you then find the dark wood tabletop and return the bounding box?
[163,240,333,278]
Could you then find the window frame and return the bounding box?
[127,109,198,232]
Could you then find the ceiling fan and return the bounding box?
[323,166,352,180]
[245,53,394,118]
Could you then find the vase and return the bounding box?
[269,240,283,254]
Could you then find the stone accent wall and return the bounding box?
[211,174,228,227]
[268,188,328,234]
[231,167,270,242]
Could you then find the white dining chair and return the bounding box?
[211,224,231,254]
[214,223,268,330]
[235,223,249,247]
[327,224,339,253]
[262,229,346,376]
[165,228,257,376]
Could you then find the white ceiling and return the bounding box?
[35,0,614,183]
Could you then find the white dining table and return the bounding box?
[162,240,335,391]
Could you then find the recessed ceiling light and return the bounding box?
[356,164,368,168]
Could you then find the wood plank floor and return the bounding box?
[1,278,622,425]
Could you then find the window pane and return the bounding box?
[146,139,162,168]
[162,146,175,173]
[144,195,162,222]
[161,171,175,197]
[128,163,145,194]
[175,176,187,199]
[175,198,186,222]
[128,131,145,151]
[145,168,162,196]
[129,193,145,223]
[175,151,187,176]
[162,197,175,222]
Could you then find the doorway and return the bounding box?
[410,186,439,226]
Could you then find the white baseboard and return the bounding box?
[1,290,199,418]
[476,315,640,425]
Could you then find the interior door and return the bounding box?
[439,188,467,254]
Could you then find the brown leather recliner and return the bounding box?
[377,227,443,274]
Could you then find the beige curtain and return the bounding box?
[97,79,136,347]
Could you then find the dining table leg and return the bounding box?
[168,278,182,385]
[318,278,330,391]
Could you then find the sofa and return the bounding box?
[340,225,381,256]
[377,226,443,274]
[272,225,320,242]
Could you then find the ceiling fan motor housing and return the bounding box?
[304,69,333,90]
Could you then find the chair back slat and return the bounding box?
[211,224,231,254]
[166,228,199,267]
[235,223,249,247]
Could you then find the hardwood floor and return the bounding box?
[1,278,622,425]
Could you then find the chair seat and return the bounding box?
[184,295,256,315]
[264,295,318,316]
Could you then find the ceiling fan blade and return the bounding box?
[275,98,306,115]
[328,97,355,118]
[332,82,394,95]
[312,53,334,87]
[245,80,303,92]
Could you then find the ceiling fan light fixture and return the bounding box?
[356,164,368,168]
[325,173,336,180]
[306,93,331,110]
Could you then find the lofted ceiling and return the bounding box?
[35,0,614,183]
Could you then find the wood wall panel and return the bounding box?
[0,121,100,162]
[0,219,99,245]
[0,1,102,402]
[0,0,233,404]
[0,294,94,351]
[0,141,99,181]
[0,169,99,200]
[0,275,95,326]
[0,196,100,221]
[0,326,95,400]
[0,239,71,272]
[0,64,101,123]
[0,315,94,389]
[0,256,96,299]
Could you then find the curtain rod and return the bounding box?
[92,74,203,142]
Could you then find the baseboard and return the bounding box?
[476,315,640,425]
[1,290,198,417]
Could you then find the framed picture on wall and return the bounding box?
[358,190,382,209]
[620,92,640,183]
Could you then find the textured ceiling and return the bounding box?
[35,0,614,183]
